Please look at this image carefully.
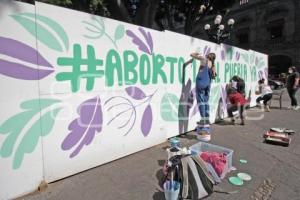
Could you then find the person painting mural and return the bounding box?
[226,85,247,125]
[230,75,245,96]
[255,78,273,112]
[190,52,217,142]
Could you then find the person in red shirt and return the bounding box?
[227,86,248,125]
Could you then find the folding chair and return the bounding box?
[269,89,284,109]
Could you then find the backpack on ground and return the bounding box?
[164,153,237,200]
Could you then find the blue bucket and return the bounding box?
[163,180,180,200]
[169,137,180,148]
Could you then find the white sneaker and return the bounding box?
[197,132,211,142]
[287,106,293,110]
[293,106,300,111]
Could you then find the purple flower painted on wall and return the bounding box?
[203,46,211,56]
[258,68,268,80]
[256,57,267,80]
[105,86,155,137]
[141,105,153,137]
[125,86,147,100]
[220,44,234,61]
[0,37,54,80]
[242,53,267,80]
[221,50,226,61]
[126,27,153,55]
[236,52,241,61]
[61,96,103,158]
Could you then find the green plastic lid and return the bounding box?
[239,159,248,164]
[229,177,244,186]
[237,173,252,181]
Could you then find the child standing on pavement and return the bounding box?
[190,52,217,142]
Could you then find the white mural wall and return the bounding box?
[0,1,268,199]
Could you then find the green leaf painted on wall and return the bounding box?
[114,24,125,41]
[82,21,105,39]
[82,16,120,49]
[93,16,105,32]
[245,85,249,100]
[27,13,69,51]
[13,108,61,169]
[209,85,221,115]
[241,53,249,63]
[82,16,105,39]
[160,93,179,121]
[0,99,61,169]
[11,13,69,52]
[257,60,266,70]
[250,53,255,64]
[209,85,221,105]
[0,111,36,157]
[21,99,60,110]
[227,48,233,60]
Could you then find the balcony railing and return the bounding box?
[269,37,285,45]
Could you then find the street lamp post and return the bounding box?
[204,15,235,44]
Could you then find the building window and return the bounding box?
[270,27,283,39]
[236,28,249,44]
[238,33,249,44]
[267,19,284,40]
[240,0,249,6]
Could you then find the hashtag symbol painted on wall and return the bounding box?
[56,44,104,92]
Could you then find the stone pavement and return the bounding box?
[20,92,300,200]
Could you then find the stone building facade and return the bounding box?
[195,0,300,76]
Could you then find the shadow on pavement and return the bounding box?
[214,120,235,126]
[157,160,165,167]
[154,166,165,200]
[161,146,169,151]
[178,132,198,140]
[153,190,165,200]
[263,140,289,147]
[269,106,289,110]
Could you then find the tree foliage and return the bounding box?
[16,0,110,16]
[16,0,236,36]
[104,0,236,35]
[41,0,109,16]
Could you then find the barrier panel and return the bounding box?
[0,1,268,199]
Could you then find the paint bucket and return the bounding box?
[169,137,180,148]
[163,180,180,200]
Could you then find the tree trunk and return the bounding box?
[134,0,160,28]
[105,0,132,23]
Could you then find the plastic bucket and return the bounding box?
[169,137,180,148]
[163,180,180,200]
